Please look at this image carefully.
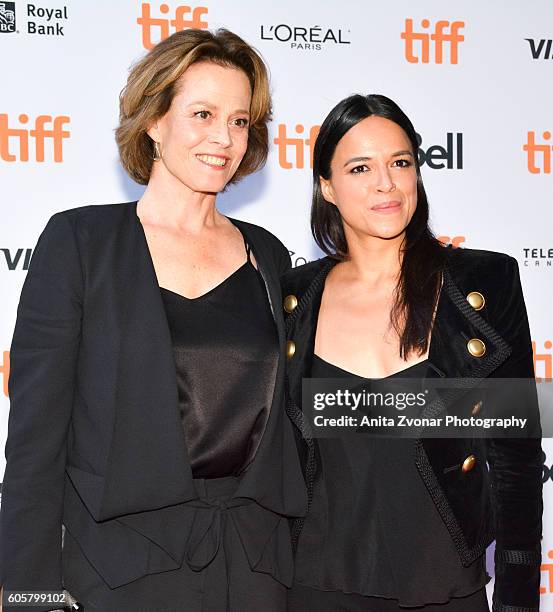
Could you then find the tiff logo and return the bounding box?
[524,131,553,174]
[0,114,70,162]
[401,19,464,64]
[137,3,208,50]
[526,38,553,60]
[0,350,8,397]
[273,123,320,169]
[1,248,33,270]
[533,340,552,383]
[437,236,465,248]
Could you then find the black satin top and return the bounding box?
[294,355,488,606]
[159,247,278,479]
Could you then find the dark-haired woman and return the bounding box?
[283,94,542,611]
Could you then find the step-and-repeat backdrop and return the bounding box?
[1,0,552,605]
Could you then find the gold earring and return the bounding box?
[152,141,162,161]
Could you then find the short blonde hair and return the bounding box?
[116,29,272,185]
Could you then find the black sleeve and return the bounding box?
[0,213,83,612]
[487,256,543,612]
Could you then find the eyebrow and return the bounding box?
[187,101,250,115]
[343,150,414,167]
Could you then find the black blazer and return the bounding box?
[282,247,542,612]
[0,202,307,610]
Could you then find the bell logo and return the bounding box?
[437,236,465,248]
[0,114,70,163]
[273,123,320,169]
[417,132,463,169]
[524,131,552,174]
[137,3,208,50]
[0,350,8,397]
[401,19,464,64]
[533,340,552,383]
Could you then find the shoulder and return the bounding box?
[229,217,291,275]
[445,246,519,289]
[230,217,286,252]
[281,257,335,297]
[38,203,138,255]
[49,202,135,229]
[445,247,526,333]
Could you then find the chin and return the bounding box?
[185,179,230,194]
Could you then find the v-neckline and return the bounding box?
[134,202,255,301]
[159,260,253,301]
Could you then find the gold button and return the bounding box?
[467,338,486,358]
[283,294,298,313]
[286,340,296,359]
[462,454,477,473]
[471,401,483,416]
[467,291,485,311]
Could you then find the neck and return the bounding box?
[137,163,223,234]
[341,229,405,286]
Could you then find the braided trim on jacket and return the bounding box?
[492,601,539,612]
[284,376,316,552]
[414,269,512,565]
[496,549,541,566]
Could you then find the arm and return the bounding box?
[487,257,542,611]
[0,213,83,612]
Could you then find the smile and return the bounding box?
[196,154,228,167]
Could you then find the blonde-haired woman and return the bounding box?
[0,29,305,612]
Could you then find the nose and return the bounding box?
[208,119,232,148]
[375,165,396,193]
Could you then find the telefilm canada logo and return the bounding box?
[522,247,553,268]
[260,23,351,51]
[0,2,15,33]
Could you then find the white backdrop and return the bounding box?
[1,0,552,605]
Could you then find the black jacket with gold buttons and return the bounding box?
[282,246,542,612]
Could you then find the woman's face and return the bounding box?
[148,61,252,194]
[320,115,418,243]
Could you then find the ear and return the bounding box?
[146,119,161,143]
[320,176,336,205]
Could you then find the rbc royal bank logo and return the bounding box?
[0,2,15,33]
[137,3,208,50]
[401,18,465,64]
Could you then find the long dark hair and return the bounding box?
[311,94,446,359]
